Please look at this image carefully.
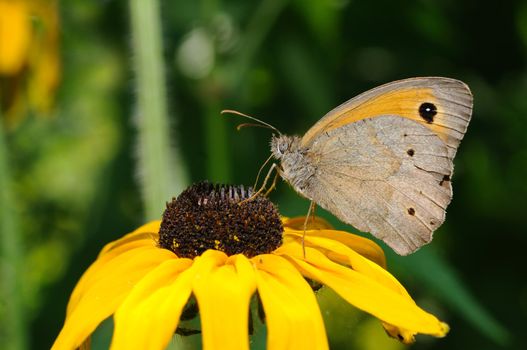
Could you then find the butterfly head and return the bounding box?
[270,134,300,160]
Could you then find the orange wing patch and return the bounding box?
[302,88,470,144]
[302,88,454,146]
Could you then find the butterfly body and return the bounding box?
[269,77,473,255]
[270,135,315,193]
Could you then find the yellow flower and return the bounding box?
[0,0,60,126]
[0,0,31,74]
[52,183,448,350]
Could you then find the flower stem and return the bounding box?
[129,0,188,220]
[0,120,27,350]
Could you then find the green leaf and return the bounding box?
[0,120,27,350]
[388,248,511,346]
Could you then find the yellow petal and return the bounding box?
[100,221,161,256]
[111,258,194,350]
[193,252,256,350]
[68,244,173,314]
[53,247,175,350]
[284,228,386,268]
[0,0,31,74]
[69,223,165,311]
[279,235,405,299]
[282,216,334,230]
[382,322,417,344]
[278,238,423,341]
[280,244,448,337]
[253,254,328,350]
[79,337,91,350]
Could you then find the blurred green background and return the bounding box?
[1,0,526,349]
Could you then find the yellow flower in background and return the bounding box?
[0,0,31,74]
[0,0,60,127]
[52,182,448,350]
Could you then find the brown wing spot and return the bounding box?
[407,149,415,157]
[418,102,437,123]
[439,174,451,186]
[407,207,415,215]
[430,220,436,226]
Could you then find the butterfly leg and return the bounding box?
[302,200,316,258]
[253,154,274,190]
[311,203,317,226]
[239,163,278,204]
[264,169,280,196]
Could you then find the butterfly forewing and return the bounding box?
[301,77,472,159]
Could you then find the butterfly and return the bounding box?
[226,77,473,255]
[271,77,473,255]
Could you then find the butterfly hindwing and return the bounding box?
[298,116,453,255]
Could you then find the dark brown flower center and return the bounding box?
[158,182,283,258]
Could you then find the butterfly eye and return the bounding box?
[278,141,289,154]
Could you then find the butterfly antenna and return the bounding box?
[236,123,275,131]
[221,109,281,135]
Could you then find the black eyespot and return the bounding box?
[439,174,451,186]
[407,149,415,157]
[419,102,437,123]
[407,207,415,216]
